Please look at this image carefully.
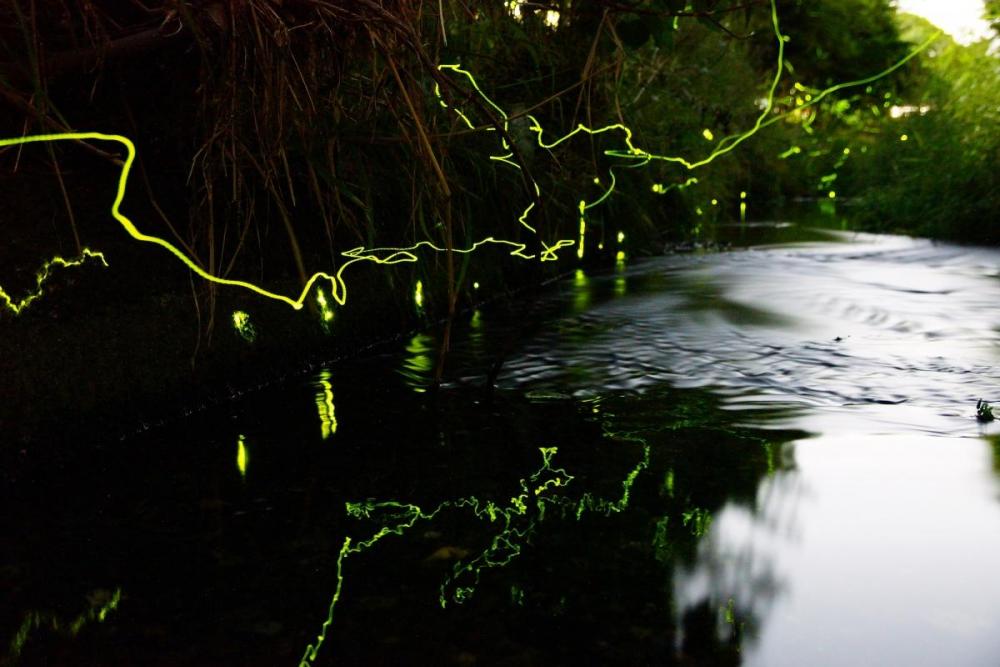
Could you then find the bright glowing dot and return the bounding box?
[544,9,560,28]
[740,191,747,200]
[473,281,480,290]
[414,280,424,309]
[232,310,257,342]
[900,134,909,141]
[615,250,626,263]
[617,231,625,244]
[593,177,601,185]
[711,198,718,205]
[702,128,714,141]
[696,207,704,216]
[598,242,604,250]
[843,147,851,155]
[828,190,837,199]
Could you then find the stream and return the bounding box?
[5,214,1000,666]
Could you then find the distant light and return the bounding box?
[900,134,909,142]
[473,281,480,290]
[828,190,837,199]
[702,128,714,141]
[890,104,931,118]
[617,231,625,244]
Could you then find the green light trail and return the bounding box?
[298,438,661,666]
[0,0,935,318]
[0,248,106,316]
[8,588,121,660]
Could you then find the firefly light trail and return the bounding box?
[0,248,106,315]
[0,1,937,318]
[299,437,654,667]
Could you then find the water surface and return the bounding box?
[5,218,1000,665]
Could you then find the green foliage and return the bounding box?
[757,0,909,91]
[986,0,1000,37]
[844,16,1000,241]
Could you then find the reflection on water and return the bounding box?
[493,223,1000,665]
[6,219,1000,664]
[693,434,1000,667]
[313,369,337,439]
[400,332,435,392]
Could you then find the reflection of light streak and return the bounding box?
[9,588,122,660]
[299,441,652,666]
[400,332,435,392]
[315,370,337,439]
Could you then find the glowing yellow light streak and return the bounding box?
[414,279,424,309]
[0,248,106,316]
[315,288,334,324]
[236,434,248,479]
[0,3,935,318]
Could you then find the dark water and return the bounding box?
[5,215,1000,666]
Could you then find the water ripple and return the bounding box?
[500,234,1000,436]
